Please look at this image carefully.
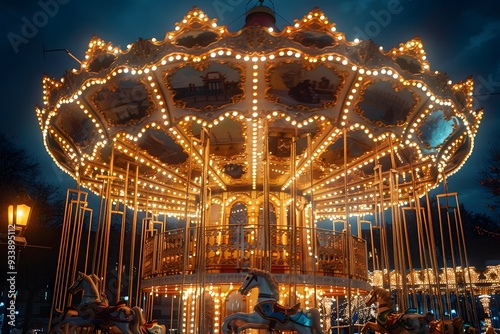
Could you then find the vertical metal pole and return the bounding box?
[48,189,71,330]
[263,119,271,272]
[308,133,318,308]
[180,136,194,333]
[289,134,297,306]
[101,147,115,292]
[424,187,444,319]
[92,184,105,278]
[83,205,93,275]
[116,162,130,303]
[170,295,175,333]
[68,193,82,307]
[196,127,210,333]
[129,164,139,306]
[343,128,353,334]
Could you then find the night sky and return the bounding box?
[2,0,500,215]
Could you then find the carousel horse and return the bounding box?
[49,273,102,334]
[485,326,496,334]
[226,319,271,334]
[49,307,80,334]
[67,272,109,317]
[142,320,167,334]
[221,268,323,334]
[429,317,464,334]
[361,286,435,334]
[464,323,478,334]
[53,272,165,334]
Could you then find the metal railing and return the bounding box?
[142,224,368,280]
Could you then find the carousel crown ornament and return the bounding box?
[38,2,484,334]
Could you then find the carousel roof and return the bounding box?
[36,6,482,218]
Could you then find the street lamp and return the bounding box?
[8,203,31,228]
[8,198,32,244]
[2,196,32,333]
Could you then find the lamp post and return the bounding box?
[3,197,32,334]
[8,201,32,244]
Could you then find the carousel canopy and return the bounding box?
[36,6,482,218]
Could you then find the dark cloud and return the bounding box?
[467,20,500,49]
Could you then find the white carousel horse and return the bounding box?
[50,273,104,334]
[221,268,323,334]
[226,319,271,334]
[53,272,165,334]
[50,272,108,334]
[67,272,109,315]
[361,286,435,334]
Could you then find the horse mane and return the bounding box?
[373,286,394,307]
[90,274,102,293]
[249,268,279,300]
[80,272,100,298]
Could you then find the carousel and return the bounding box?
[37,2,487,334]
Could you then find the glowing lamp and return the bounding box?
[8,202,32,229]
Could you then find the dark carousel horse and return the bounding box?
[429,317,464,334]
[361,286,435,334]
[52,272,165,334]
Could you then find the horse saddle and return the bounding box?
[254,300,301,326]
[380,308,419,330]
[142,320,164,334]
[81,300,133,323]
[52,307,78,323]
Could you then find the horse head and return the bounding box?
[68,272,102,305]
[238,269,280,301]
[364,289,377,307]
[365,286,394,310]
[68,272,86,295]
[365,287,384,307]
[239,271,259,295]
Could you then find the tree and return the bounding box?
[0,133,65,333]
[459,206,500,266]
[478,145,500,236]
[0,134,64,230]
